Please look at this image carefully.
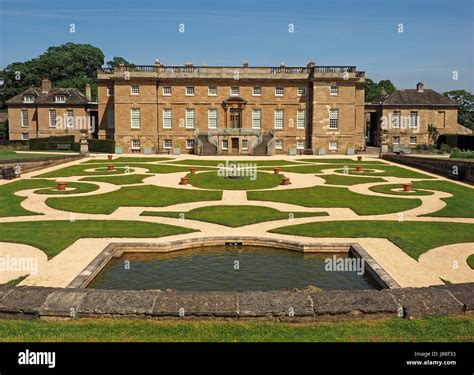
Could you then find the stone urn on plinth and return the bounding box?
[79,129,90,157]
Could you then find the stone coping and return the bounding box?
[65,238,400,290]
[0,283,471,320]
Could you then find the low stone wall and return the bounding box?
[0,154,83,178]
[0,283,471,320]
[382,154,474,183]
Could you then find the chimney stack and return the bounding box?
[85,83,92,101]
[416,82,424,92]
[41,78,51,94]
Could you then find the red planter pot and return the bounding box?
[274,168,281,175]
[107,155,113,161]
[107,164,114,171]
[281,177,290,185]
[403,183,412,192]
[355,165,364,173]
[189,167,197,174]
[57,182,67,191]
[179,177,189,185]
[357,156,363,161]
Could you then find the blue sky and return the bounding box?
[0,0,473,92]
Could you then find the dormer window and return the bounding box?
[55,95,66,103]
[23,95,34,103]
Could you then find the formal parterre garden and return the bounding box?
[1,154,473,342]
[1,155,473,260]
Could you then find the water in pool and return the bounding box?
[88,246,381,291]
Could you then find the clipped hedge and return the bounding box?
[27,136,114,153]
[437,134,474,150]
[30,141,80,151]
[88,139,115,153]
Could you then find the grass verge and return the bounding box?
[0,316,471,342]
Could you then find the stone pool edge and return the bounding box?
[65,237,400,290]
[0,283,472,321]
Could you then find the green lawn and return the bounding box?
[46,185,222,214]
[248,185,422,215]
[36,163,198,178]
[0,220,195,257]
[333,165,434,179]
[0,316,471,342]
[467,254,474,269]
[369,184,434,196]
[83,157,174,163]
[297,158,386,164]
[263,164,347,174]
[142,205,327,227]
[0,150,66,161]
[0,179,57,217]
[321,174,386,186]
[80,174,150,185]
[271,220,474,259]
[36,165,135,178]
[165,159,302,167]
[35,182,100,195]
[188,171,284,190]
[412,180,474,218]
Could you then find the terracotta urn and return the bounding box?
[355,165,364,173]
[107,155,113,161]
[403,183,412,192]
[107,164,114,171]
[189,167,197,174]
[281,177,290,185]
[57,182,67,191]
[274,168,281,175]
[180,177,189,185]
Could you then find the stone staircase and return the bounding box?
[253,134,272,156]
[197,134,217,155]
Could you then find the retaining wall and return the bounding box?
[382,154,474,183]
[0,154,83,178]
[0,283,471,321]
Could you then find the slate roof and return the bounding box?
[6,87,89,106]
[381,89,459,106]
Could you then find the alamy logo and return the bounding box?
[18,349,56,368]
[325,255,365,275]
[217,161,257,181]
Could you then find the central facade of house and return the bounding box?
[97,61,366,155]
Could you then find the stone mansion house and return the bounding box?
[7,60,466,155]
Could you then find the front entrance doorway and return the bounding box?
[231,137,239,153]
[230,109,241,129]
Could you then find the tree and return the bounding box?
[0,43,104,108]
[106,56,134,67]
[365,78,396,102]
[444,90,474,130]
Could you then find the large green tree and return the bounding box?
[106,56,134,67]
[444,90,474,130]
[0,43,104,108]
[365,78,396,102]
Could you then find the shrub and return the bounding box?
[450,151,474,159]
[437,135,474,150]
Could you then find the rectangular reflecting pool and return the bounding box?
[87,246,381,291]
